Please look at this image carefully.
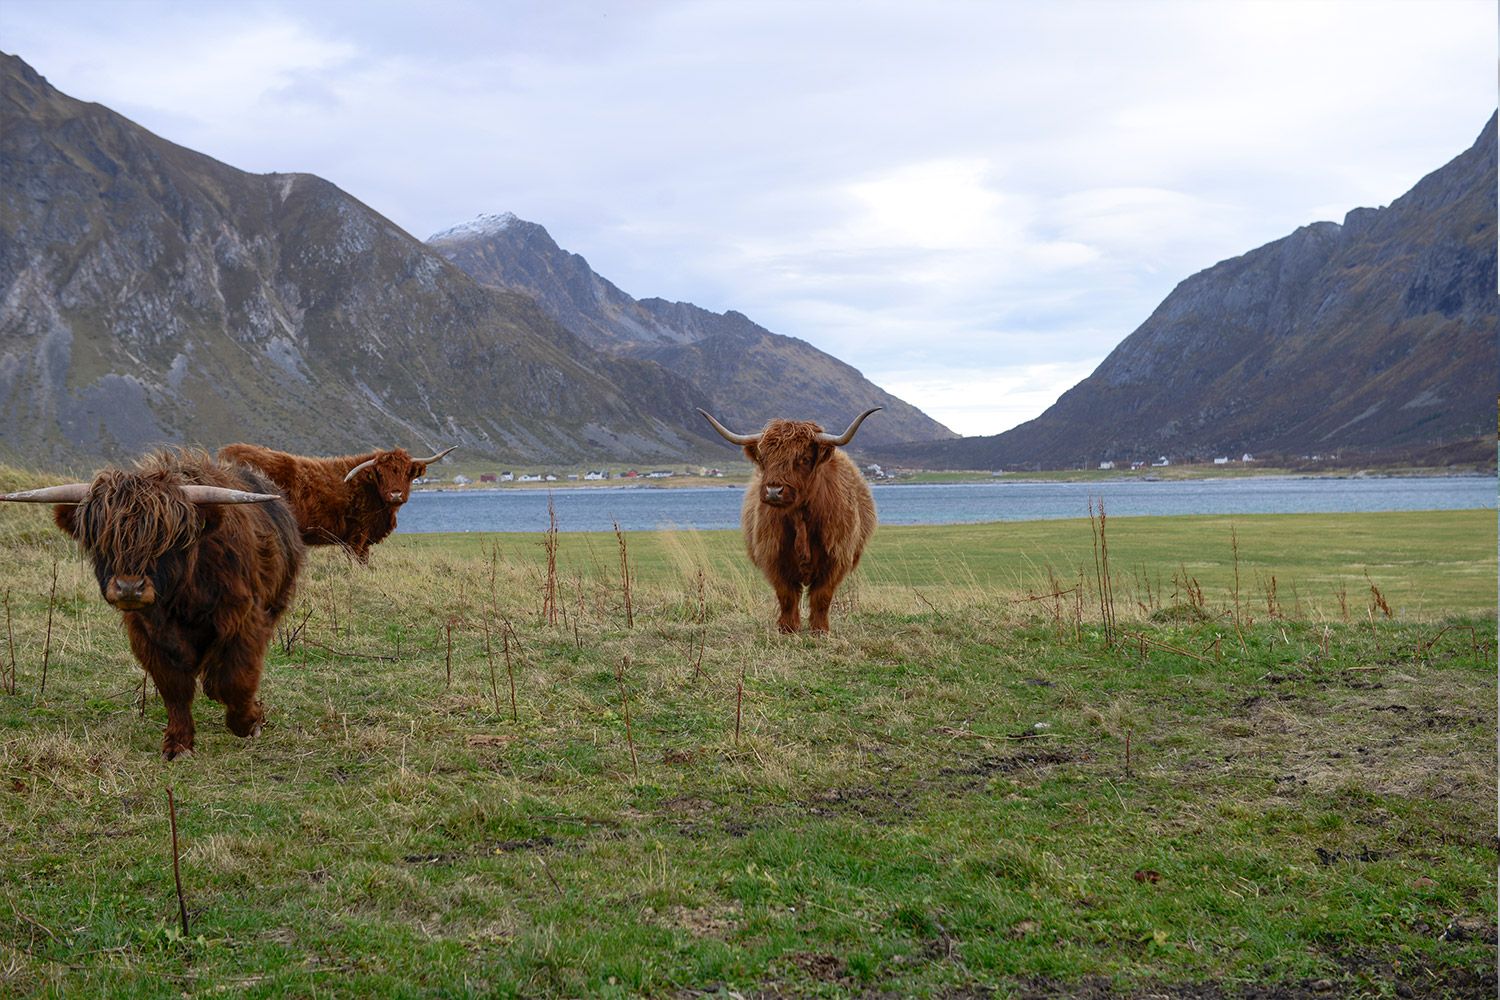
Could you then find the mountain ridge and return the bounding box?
[0,54,803,469]
[872,112,1498,471]
[427,216,957,447]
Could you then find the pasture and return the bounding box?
[0,492,1494,998]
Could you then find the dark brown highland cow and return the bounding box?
[217,444,455,563]
[0,449,304,759]
[698,407,880,633]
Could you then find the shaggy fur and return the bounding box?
[739,419,877,633]
[52,448,304,759]
[217,445,436,564]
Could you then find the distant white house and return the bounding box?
[1099,461,1115,470]
[1213,457,1229,465]
[544,474,557,482]
[1151,456,1170,467]
[519,473,543,482]
[1242,453,1255,462]
[584,470,608,481]
[500,471,514,482]
[648,470,673,478]
[452,474,472,485]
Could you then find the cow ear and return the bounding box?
[410,463,423,478]
[813,442,835,467]
[197,505,226,533]
[52,504,79,538]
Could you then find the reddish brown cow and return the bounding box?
[698,407,880,633]
[217,444,455,563]
[0,449,304,759]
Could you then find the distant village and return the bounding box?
[415,469,710,486]
[416,464,901,487]
[410,453,1340,487]
[1096,453,1256,471]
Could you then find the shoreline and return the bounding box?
[412,468,1498,495]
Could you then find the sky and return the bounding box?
[2,0,1495,437]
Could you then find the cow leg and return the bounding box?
[774,582,802,633]
[206,640,268,740]
[810,563,858,632]
[807,575,843,633]
[128,622,198,760]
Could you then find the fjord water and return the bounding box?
[394,476,1497,535]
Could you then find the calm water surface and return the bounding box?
[394,476,1496,535]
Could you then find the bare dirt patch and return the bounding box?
[642,901,742,939]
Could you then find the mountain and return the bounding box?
[874,114,1499,471]
[427,214,958,447]
[0,52,742,470]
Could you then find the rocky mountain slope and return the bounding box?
[428,214,957,447]
[874,114,1499,471]
[0,53,742,470]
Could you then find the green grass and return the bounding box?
[0,499,1494,998]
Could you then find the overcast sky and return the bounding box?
[3,1,1494,436]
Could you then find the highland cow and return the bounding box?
[698,407,880,633]
[217,444,455,563]
[0,449,304,759]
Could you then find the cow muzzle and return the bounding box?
[761,483,795,507]
[387,492,406,504]
[106,576,156,609]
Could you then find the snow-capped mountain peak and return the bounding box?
[427,211,519,242]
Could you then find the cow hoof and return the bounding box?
[162,745,193,762]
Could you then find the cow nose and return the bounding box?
[763,485,784,503]
[388,492,405,503]
[106,576,155,608]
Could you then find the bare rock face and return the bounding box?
[428,216,957,448]
[2,48,949,470]
[876,113,1498,470]
[0,54,724,467]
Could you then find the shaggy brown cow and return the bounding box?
[0,449,304,759]
[698,407,880,633]
[217,444,455,563]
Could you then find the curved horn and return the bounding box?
[344,458,378,483]
[412,446,457,465]
[696,408,757,446]
[0,484,92,504]
[179,486,282,505]
[815,406,883,446]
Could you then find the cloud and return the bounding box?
[875,361,1106,438]
[846,159,1011,251]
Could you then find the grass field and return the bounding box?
[0,498,1494,999]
